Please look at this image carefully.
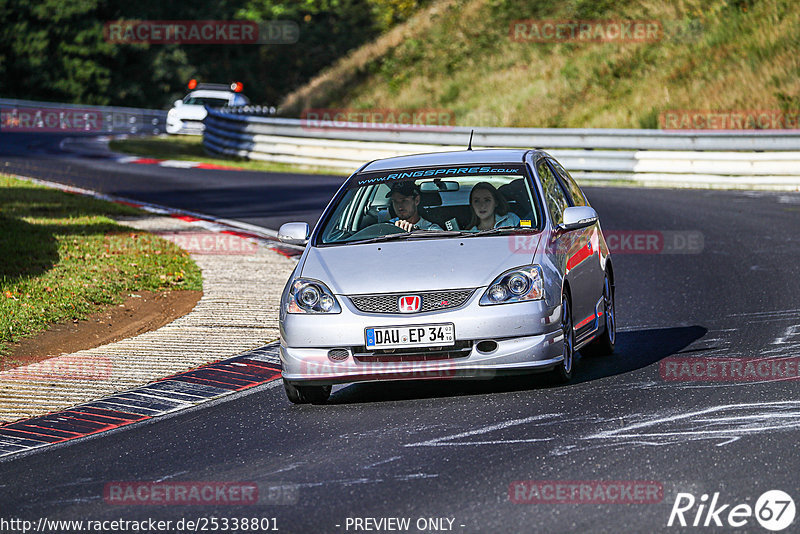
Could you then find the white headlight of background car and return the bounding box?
[480,265,544,305]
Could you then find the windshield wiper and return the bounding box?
[467,227,540,237]
[346,229,465,245]
[342,227,537,245]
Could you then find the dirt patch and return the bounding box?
[2,290,202,370]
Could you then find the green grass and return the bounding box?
[279,0,800,128]
[0,175,203,361]
[110,135,344,175]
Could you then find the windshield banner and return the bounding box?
[354,165,525,187]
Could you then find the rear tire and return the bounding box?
[582,271,615,357]
[551,292,574,384]
[284,381,331,404]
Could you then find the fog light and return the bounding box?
[328,349,349,361]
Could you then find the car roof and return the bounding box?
[358,149,541,173]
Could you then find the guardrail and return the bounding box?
[0,98,167,135]
[203,107,800,189]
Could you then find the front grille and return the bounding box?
[353,341,472,362]
[349,289,474,314]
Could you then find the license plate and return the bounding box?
[365,323,455,349]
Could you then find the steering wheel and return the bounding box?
[349,222,406,240]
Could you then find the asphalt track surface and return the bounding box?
[1,132,800,533]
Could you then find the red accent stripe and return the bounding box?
[131,158,163,165]
[567,245,592,271]
[575,314,596,329]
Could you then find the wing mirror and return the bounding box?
[559,206,598,231]
[278,222,310,245]
[173,100,183,108]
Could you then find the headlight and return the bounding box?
[286,278,341,314]
[480,266,544,305]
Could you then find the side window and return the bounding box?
[548,158,588,206]
[537,161,569,224]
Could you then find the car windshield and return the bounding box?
[318,163,541,245]
[183,96,229,106]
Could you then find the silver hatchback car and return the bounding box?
[278,149,615,404]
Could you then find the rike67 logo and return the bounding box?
[668,490,795,531]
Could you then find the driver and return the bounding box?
[386,182,443,231]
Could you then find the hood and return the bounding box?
[170,105,208,121]
[300,233,542,294]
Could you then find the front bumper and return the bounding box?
[280,294,564,385]
[166,117,204,135]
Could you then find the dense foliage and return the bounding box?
[0,0,428,108]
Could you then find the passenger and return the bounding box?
[468,181,521,231]
[386,182,443,231]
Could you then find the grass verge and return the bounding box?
[109,135,345,176]
[280,0,799,129]
[0,174,203,361]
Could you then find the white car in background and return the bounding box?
[166,80,249,135]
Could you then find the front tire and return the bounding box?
[582,271,615,357]
[551,292,574,384]
[284,381,331,404]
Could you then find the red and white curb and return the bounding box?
[0,175,302,459]
[0,344,282,459]
[116,156,245,171]
[11,174,304,259]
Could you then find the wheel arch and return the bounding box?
[605,259,615,287]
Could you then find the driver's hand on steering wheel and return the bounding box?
[394,220,416,232]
